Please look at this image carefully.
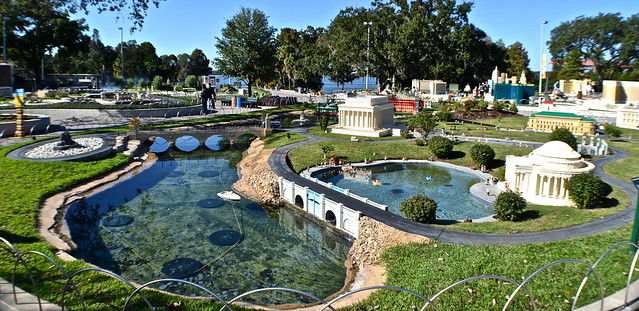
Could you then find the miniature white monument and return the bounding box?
[330,96,395,137]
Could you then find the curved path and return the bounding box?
[268,129,637,245]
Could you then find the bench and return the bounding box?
[245,97,259,108]
[221,96,232,106]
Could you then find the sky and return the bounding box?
[73,0,639,75]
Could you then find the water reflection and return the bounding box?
[65,150,350,305]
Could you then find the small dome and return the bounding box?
[532,141,581,160]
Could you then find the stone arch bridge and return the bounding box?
[131,127,272,146]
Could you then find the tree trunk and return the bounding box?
[247,78,253,97]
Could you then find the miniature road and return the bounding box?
[269,128,638,245]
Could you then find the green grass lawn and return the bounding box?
[605,139,639,185]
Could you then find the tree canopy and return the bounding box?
[215,7,277,96]
[549,13,639,85]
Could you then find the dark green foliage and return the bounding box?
[603,124,623,138]
[399,195,437,224]
[400,132,414,139]
[319,115,329,132]
[434,110,452,122]
[566,173,606,209]
[151,76,163,90]
[428,136,453,159]
[214,8,277,97]
[407,110,437,137]
[470,143,495,166]
[414,139,424,146]
[548,128,578,150]
[492,102,506,111]
[494,190,527,221]
[508,103,518,113]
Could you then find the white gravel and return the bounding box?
[24,137,104,159]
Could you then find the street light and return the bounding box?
[118,27,124,79]
[364,21,373,91]
[538,20,548,96]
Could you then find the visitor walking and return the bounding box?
[201,84,212,114]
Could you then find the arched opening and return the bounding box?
[294,195,304,209]
[325,210,336,226]
[204,134,230,151]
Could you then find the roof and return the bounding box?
[530,111,594,122]
[532,141,581,160]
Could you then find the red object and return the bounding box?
[389,98,419,112]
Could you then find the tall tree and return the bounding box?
[214,7,277,96]
[555,48,584,80]
[3,0,88,88]
[504,42,531,79]
[189,49,212,77]
[549,13,626,85]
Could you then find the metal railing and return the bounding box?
[2,237,638,311]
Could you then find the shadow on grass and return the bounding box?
[0,230,40,244]
[518,210,541,221]
[596,197,620,209]
[489,159,505,170]
[446,151,466,160]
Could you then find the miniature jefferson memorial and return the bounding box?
[504,141,595,206]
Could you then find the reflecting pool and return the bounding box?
[312,162,492,220]
[65,150,351,304]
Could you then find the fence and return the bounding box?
[1,237,638,310]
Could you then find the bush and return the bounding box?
[185,75,199,88]
[399,195,437,223]
[548,128,577,150]
[414,139,424,146]
[508,103,518,113]
[470,143,495,167]
[428,136,453,159]
[400,132,414,139]
[603,124,622,138]
[492,102,506,111]
[566,173,606,209]
[494,190,527,221]
[152,76,163,90]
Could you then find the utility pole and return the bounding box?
[119,27,124,79]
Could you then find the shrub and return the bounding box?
[492,102,506,111]
[428,136,453,159]
[494,190,527,221]
[414,139,424,146]
[152,76,163,90]
[508,103,518,113]
[470,143,495,167]
[185,75,198,88]
[566,173,606,209]
[400,195,437,223]
[400,132,414,139]
[434,110,452,122]
[548,128,577,150]
[603,124,622,138]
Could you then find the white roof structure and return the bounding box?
[505,141,595,206]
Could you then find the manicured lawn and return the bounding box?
[307,126,403,141]
[605,139,639,185]
[344,225,638,310]
[262,131,308,149]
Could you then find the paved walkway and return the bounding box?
[269,128,638,245]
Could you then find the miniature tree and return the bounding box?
[566,173,606,209]
[603,124,622,138]
[428,136,453,159]
[470,143,495,171]
[548,128,577,150]
[494,190,527,221]
[400,195,437,224]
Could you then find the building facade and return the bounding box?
[616,106,639,130]
[505,141,595,206]
[527,111,596,135]
[330,96,395,137]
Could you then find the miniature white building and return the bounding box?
[616,106,639,130]
[504,141,595,206]
[330,96,395,137]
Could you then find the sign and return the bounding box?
[541,53,547,79]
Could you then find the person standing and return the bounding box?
[201,84,211,114]
[208,84,216,110]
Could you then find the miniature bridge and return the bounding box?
[132,127,271,146]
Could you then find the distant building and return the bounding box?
[505,141,595,206]
[616,106,639,130]
[527,111,596,135]
[602,80,639,104]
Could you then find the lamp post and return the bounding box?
[538,20,548,96]
[364,21,373,91]
[118,27,124,79]
[630,177,639,253]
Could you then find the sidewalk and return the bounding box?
[0,278,58,311]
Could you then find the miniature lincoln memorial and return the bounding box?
[504,141,595,206]
[329,96,395,137]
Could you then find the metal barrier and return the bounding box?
[1,237,638,310]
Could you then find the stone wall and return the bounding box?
[232,138,281,205]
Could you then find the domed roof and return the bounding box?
[532,141,581,160]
